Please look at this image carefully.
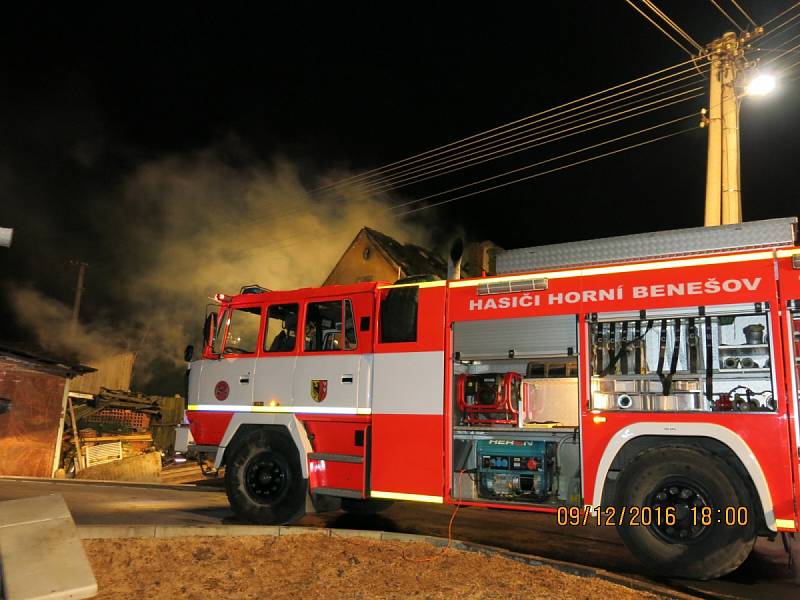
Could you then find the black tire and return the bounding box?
[340,498,394,515]
[615,446,757,580]
[224,429,307,525]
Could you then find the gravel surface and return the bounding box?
[83,535,656,599]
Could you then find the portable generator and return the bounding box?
[476,439,551,501]
[457,372,522,425]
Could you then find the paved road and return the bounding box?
[0,478,796,598]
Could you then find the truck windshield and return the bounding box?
[211,308,230,355]
[223,306,262,355]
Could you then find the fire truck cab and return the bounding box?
[185,217,800,580]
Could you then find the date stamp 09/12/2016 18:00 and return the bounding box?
[557,505,750,528]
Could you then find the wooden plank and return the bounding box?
[68,396,84,471]
[70,351,136,395]
[81,434,152,443]
[0,360,65,477]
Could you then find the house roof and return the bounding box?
[0,343,96,378]
[362,228,447,279]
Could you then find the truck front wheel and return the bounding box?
[614,446,757,580]
[225,429,306,525]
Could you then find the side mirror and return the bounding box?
[0,398,11,415]
[202,312,217,347]
[184,344,194,362]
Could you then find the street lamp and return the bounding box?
[745,73,776,97]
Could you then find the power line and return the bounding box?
[759,6,800,42]
[393,127,698,217]
[763,1,800,27]
[762,38,800,66]
[640,0,704,51]
[728,0,757,27]
[387,113,699,213]
[232,120,701,258]
[358,87,704,197]
[164,61,699,248]
[625,0,697,58]
[310,57,702,194]
[321,63,708,196]
[709,0,744,31]
[359,82,705,197]
[762,29,800,53]
[751,23,800,53]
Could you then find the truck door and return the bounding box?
[292,296,370,412]
[253,302,299,405]
[297,293,374,498]
[196,304,263,409]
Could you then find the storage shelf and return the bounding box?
[719,344,768,350]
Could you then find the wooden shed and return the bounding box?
[0,345,93,477]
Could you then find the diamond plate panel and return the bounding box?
[496,217,797,274]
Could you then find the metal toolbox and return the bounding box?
[648,392,706,411]
[522,378,579,426]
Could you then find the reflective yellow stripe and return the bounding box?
[187,404,372,415]
[776,249,799,259]
[775,518,796,529]
[377,280,446,289]
[370,490,443,503]
[450,250,779,288]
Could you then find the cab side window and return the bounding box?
[304,300,357,352]
[222,306,262,355]
[265,304,299,353]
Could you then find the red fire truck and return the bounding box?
[183,217,800,580]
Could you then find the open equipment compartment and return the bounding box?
[588,303,777,414]
[450,315,582,507]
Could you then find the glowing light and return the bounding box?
[592,415,607,424]
[268,398,279,407]
[746,74,776,97]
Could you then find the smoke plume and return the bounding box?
[7,147,433,392]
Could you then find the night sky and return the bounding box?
[1,2,798,391]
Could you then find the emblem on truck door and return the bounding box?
[214,380,230,401]
[310,379,328,402]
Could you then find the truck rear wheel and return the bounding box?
[614,446,757,580]
[225,429,306,525]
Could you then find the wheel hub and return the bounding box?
[245,454,287,503]
[648,479,710,544]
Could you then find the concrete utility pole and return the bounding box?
[70,261,88,336]
[703,29,762,226]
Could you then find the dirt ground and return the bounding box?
[83,535,656,599]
